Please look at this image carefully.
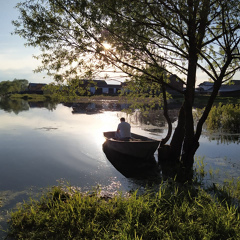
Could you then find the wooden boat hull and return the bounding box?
[103,131,160,158]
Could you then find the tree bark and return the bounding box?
[160,77,172,146]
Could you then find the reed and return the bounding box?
[206,103,240,132]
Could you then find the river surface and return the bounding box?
[0,99,240,237]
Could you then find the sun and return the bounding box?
[102,42,111,50]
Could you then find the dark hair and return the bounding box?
[120,117,125,122]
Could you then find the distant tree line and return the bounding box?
[0,79,28,96]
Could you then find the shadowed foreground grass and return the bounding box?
[7,178,240,240]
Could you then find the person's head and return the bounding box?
[120,117,125,122]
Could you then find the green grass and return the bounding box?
[173,95,240,108]
[8,93,240,107]
[10,93,50,101]
[7,176,240,240]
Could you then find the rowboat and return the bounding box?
[103,131,161,159]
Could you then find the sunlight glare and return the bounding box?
[93,112,118,145]
[102,42,111,50]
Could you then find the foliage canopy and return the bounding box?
[13,0,240,85]
[0,79,28,96]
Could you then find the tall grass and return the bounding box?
[7,176,240,240]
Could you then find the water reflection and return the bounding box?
[0,98,239,239]
[67,101,130,114]
[203,131,240,144]
[0,98,29,114]
[56,101,178,132]
[0,98,58,114]
[1,98,239,145]
[102,142,159,178]
[28,101,58,111]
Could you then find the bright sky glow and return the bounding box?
[0,1,51,84]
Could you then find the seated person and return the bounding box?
[115,117,131,140]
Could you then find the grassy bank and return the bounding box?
[7,176,240,240]
[9,93,125,103]
[9,93,51,102]
[9,93,240,106]
[173,95,240,108]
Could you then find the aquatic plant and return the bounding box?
[206,103,240,133]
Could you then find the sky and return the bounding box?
[0,1,52,84]
[0,0,121,85]
[0,1,239,86]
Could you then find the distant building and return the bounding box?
[218,80,240,96]
[121,74,184,95]
[28,83,47,94]
[198,81,214,92]
[81,80,122,95]
[25,76,183,97]
[197,80,240,96]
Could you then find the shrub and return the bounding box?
[206,103,240,132]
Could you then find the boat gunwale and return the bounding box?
[106,138,160,143]
[103,131,161,143]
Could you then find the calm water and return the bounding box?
[0,99,240,237]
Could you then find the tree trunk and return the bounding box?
[159,34,199,181]
[160,76,172,146]
[157,0,217,182]
[158,104,186,180]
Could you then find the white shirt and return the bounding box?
[117,122,131,138]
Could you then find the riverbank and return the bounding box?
[7,172,240,239]
[9,93,240,106]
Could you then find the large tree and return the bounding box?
[13,0,240,179]
[0,79,28,96]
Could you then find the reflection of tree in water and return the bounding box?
[28,102,57,111]
[69,102,130,114]
[0,99,29,114]
[204,131,240,144]
[0,99,58,114]
[128,110,179,127]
